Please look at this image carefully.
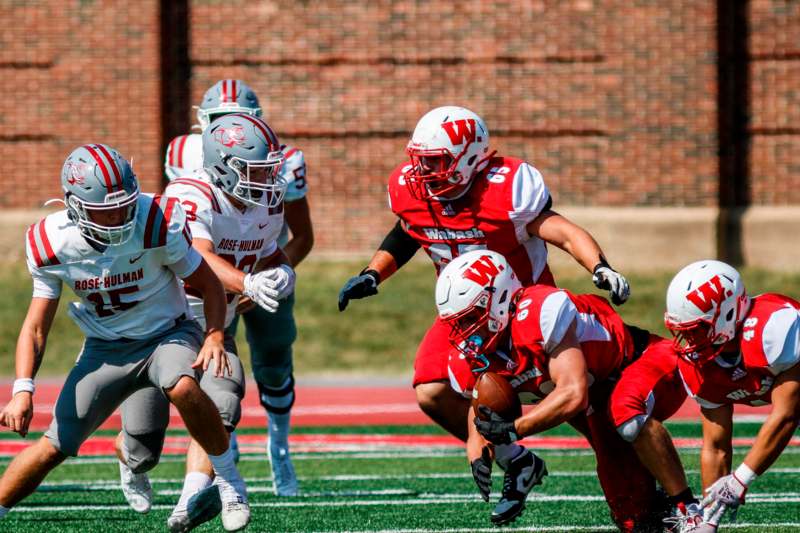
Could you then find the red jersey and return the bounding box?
[678,293,800,408]
[388,155,553,286]
[448,285,634,400]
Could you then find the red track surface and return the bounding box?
[0,381,771,432]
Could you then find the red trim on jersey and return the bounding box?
[143,194,161,248]
[283,147,297,160]
[38,220,59,265]
[182,225,192,245]
[27,224,43,267]
[169,178,221,213]
[94,144,122,191]
[158,197,178,247]
[84,145,116,191]
[237,114,277,147]
[176,135,187,168]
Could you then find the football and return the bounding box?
[472,371,522,421]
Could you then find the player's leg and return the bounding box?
[414,317,469,441]
[0,339,140,512]
[610,340,698,526]
[169,339,244,532]
[148,319,249,532]
[243,294,299,496]
[116,386,170,513]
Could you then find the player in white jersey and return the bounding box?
[120,113,294,531]
[165,79,314,497]
[0,144,250,531]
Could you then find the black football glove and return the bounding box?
[474,405,518,445]
[592,256,630,305]
[338,269,380,311]
[470,446,493,502]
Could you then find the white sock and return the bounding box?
[176,472,212,509]
[208,447,240,483]
[494,443,526,470]
[0,505,9,518]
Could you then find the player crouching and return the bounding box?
[0,145,249,531]
[435,250,685,531]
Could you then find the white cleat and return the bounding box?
[665,502,716,533]
[118,460,152,514]
[217,478,250,531]
[167,485,222,532]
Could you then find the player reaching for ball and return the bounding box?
[435,250,690,531]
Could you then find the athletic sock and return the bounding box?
[668,487,698,507]
[176,472,212,509]
[494,443,526,470]
[269,411,291,449]
[208,447,240,483]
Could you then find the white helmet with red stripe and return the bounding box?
[405,106,492,201]
[196,79,261,132]
[435,250,522,365]
[165,134,203,181]
[664,260,750,365]
[202,113,286,208]
[61,144,139,246]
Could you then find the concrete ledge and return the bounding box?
[3,207,799,272]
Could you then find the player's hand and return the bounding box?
[474,406,518,445]
[262,264,296,301]
[470,446,493,502]
[700,474,747,524]
[193,331,231,377]
[243,271,280,313]
[0,392,34,437]
[338,270,379,311]
[235,295,257,315]
[592,262,630,305]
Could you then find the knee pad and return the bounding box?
[123,431,165,474]
[257,374,296,415]
[616,414,648,443]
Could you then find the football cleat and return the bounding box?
[664,502,716,533]
[217,477,250,531]
[167,484,222,532]
[118,460,152,514]
[491,449,547,525]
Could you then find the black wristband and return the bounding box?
[378,220,421,268]
[359,268,381,285]
[593,254,613,274]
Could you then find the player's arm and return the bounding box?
[338,220,421,311]
[0,297,60,436]
[528,211,630,304]
[699,403,734,489]
[740,362,800,477]
[193,238,248,294]
[283,197,314,267]
[512,322,589,437]
[181,258,230,377]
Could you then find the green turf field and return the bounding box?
[3,259,800,377]
[1,422,799,532]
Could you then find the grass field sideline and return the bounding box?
[2,259,800,377]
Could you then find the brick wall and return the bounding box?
[0,1,797,253]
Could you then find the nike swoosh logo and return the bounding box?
[129,253,145,264]
[258,223,269,229]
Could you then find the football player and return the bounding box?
[166,79,313,496]
[436,250,676,531]
[337,106,629,442]
[117,114,293,530]
[0,145,250,531]
[663,260,800,529]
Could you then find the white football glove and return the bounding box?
[592,262,630,305]
[262,264,296,300]
[700,473,748,524]
[242,271,281,313]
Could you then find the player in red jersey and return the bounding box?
[435,250,677,530]
[338,106,630,441]
[660,260,800,529]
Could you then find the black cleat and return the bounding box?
[491,450,548,525]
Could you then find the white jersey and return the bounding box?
[26,194,201,341]
[166,170,284,328]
